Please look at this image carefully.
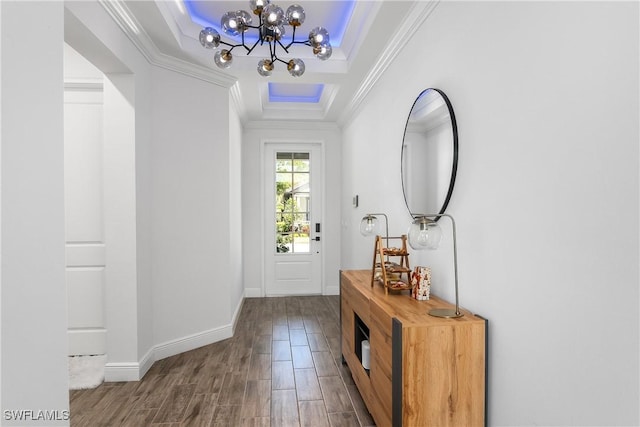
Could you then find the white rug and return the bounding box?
[68,355,106,390]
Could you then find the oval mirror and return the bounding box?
[401,88,458,219]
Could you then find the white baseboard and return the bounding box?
[104,361,143,382]
[324,285,340,295]
[104,293,245,382]
[246,287,339,296]
[244,287,262,298]
[154,323,234,361]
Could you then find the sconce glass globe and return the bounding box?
[287,58,305,77]
[359,215,379,236]
[408,217,442,250]
[214,50,233,69]
[199,27,220,49]
[286,4,305,26]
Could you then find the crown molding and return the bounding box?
[64,79,104,92]
[244,120,340,132]
[229,82,248,122]
[98,0,237,89]
[339,0,440,128]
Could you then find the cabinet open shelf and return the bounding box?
[354,314,370,375]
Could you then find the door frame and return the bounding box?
[261,140,325,296]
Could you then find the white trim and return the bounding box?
[153,323,234,361]
[64,80,104,92]
[324,285,340,296]
[104,361,142,382]
[339,1,439,127]
[246,120,340,132]
[229,82,246,122]
[104,294,245,382]
[263,141,324,296]
[98,0,236,89]
[245,287,262,298]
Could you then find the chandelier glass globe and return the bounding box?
[257,59,274,76]
[309,27,330,47]
[236,10,253,31]
[286,4,305,26]
[199,27,220,49]
[214,49,233,69]
[314,43,332,60]
[250,0,270,14]
[287,58,305,77]
[221,11,242,36]
[262,4,284,28]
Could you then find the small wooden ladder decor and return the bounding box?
[370,235,412,294]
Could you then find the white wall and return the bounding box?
[342,1,639,425]
[150,66,243,356]
[103,74,140,369]
[229,96,245,314]
[1,2,70,425]
[243,124,342,296]
[65,1,154,381]
[66,0,244,374]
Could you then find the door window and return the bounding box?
[275,152,310,254]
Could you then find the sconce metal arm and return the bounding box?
[412,213,461,318]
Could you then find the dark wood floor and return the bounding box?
[69,296,375,426]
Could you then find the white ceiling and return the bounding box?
[100,0,437,124]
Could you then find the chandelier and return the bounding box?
[198,0,332,77]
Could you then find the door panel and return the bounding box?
[265,144,322,295]
[64,88,107,356]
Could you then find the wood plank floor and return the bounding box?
[69,296,376,427]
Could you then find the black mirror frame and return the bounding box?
[400,88,459,220]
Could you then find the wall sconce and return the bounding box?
[360,213,389,242]
[408,213,462,318]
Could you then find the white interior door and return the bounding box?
[264,144,322,295]
[64,85,107,356]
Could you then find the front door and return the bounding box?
[264,144,322,295]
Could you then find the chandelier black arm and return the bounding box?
[218,40,243,52]
[269,42,280,63]
[273,56,290,65]
[245,38,262,55]
[285,40,312,49]
[282,25,310,50]
[277,39,291,54]
[282,25,297,50]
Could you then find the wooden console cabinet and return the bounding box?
[340,270,487,427]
